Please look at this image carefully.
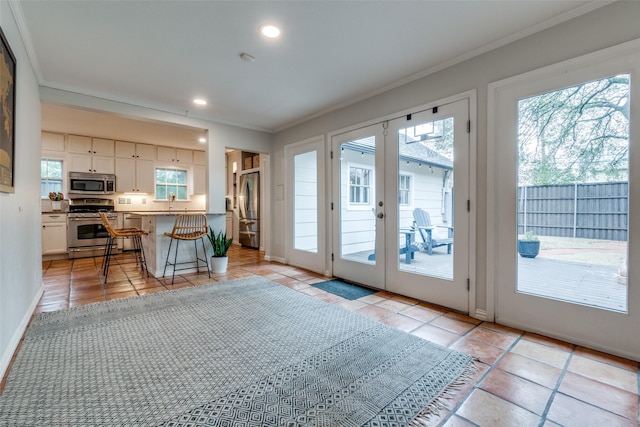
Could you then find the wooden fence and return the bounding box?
[518,182,628,241]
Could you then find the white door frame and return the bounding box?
[487,38,640,360]
[327,91,477,314]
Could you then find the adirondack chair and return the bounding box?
[412,208,453,255]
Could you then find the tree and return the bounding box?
[518,74,629,186]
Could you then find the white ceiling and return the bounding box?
[18,1,608,146]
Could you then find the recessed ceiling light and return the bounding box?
[193,98,207,106]
[260,25,280,38]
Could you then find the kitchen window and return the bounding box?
[41,158,63,198]
[155,168,188,200]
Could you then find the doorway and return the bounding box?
[331,98,471,312]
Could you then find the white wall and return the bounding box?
[270,1,640,313]
[0,3,45,378]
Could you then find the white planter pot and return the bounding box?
[210,256,228,274]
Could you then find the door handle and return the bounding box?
[377,212,384,219]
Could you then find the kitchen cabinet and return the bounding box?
[115,141,155,160]
[192,165,205,194]
[115,157,155,193]
[42,214,67,255]
[42,132,65,151]
[225,212,233,238]
[193,150,206,166]
[68,135,115,173]
[157,146,192,164]
[69,153,114,174]
[67,136,114,156]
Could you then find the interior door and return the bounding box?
[491,42,640,359]
[385,101,470,312]
[331,99,470,311]
[331,124,385,289]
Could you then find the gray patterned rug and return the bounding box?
[0,277,473,426]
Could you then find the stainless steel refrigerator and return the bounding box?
[238,171,260,248]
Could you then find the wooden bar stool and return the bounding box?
[162,214,210,284]
[99,212,148,283]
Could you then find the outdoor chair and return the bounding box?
[412,208,453,255]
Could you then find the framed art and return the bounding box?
[0,26,15,193]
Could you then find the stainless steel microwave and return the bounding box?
[68,172,116,194]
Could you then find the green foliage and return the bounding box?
[207,226,233,257]
[518,75,629,186]
[519,231,539,242]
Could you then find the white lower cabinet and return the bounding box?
[42,214,67,255]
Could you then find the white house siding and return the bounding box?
[293,151,318,252]
[339,148,450,255]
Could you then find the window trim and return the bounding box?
[40,157,64,199]
[347,163,374,210]
[155,167,189,201]
[398,172,414,209]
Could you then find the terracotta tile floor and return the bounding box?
[3,245,639,426]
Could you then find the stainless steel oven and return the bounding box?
[67,198,117,258]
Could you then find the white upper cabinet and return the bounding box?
[67,135,115,173]
[193,150,206,166]
[116,141,155,160]
[157,146,192,164]
[42,132,65,152]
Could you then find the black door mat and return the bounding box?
[311,280,377,300]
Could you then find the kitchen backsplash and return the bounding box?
[42,194,207,213]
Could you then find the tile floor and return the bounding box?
[3,245,639,426]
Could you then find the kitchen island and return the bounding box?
[128,211,226,278]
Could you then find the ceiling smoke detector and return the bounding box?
[239,53,256,63]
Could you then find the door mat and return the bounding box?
[312,279,377,300]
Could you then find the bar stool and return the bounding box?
[162,214,210,284]
[99,212,148,283]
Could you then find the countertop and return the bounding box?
[124,211,224,216]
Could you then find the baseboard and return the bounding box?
[499,318,640,362]
[0,284,44,381]
[264,255,285,264]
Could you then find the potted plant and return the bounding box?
[207,226,233,273]
[518,231,540,258]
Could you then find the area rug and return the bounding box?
[312,279,377,300]
[0,277,474,426]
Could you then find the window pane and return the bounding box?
[177,186,187,200]
[157,185,166,200]
[516,74,629,312]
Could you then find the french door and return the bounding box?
[490,41,640,360]
[332,99,470,312]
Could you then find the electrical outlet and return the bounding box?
[118,198,126,204]
[142,198,147,204]
[126,198,131,204]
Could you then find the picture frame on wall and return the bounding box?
[0,26,16,193]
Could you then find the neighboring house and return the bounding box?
[338,136,453,256]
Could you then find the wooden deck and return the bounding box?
[343,248,627,312]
